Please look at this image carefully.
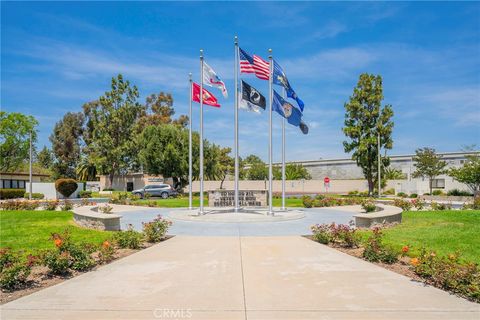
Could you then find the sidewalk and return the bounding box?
[2,236,479,319]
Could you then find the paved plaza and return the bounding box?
[2,236,478,320]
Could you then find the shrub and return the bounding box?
[311,224,332,244]
[311,223,360,248]
[432,190,444,196]
[393,198,412,211]
[67,243,96,271]
[98,204,113,214]
[0,263,32,290]
[411,198,426,210]
[45,200,59,211]
[361,200,377,213]
[113,225,143,249]
[314,194,325,201]
[24,192,45,199]
[42,250,71,275]
[272,192,281,199]
[348,190,359,196]
[61,200,73,211]
[55,178,78,198]
[98,240,116,264]
[430,201,450,211]
[0,200,40,211]
[411,249,480,303]
[409,193,418,198]
[142,215,172,243]
[362,227,398,264]
[0,189,25,199]
[396,192,407,198]
[302,195,314,208]
[447,189,473,197]
[79,190,92,198]
[383,188,395,195]
[0,248,17,272]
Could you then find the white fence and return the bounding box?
[32,182,84,200]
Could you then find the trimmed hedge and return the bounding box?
[0,189,25,200]
[24,192,45,199]
[55,179,78,198]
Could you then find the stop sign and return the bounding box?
[324,177,330,184]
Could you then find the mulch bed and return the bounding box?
[0,236,174,304]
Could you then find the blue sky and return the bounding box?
[2,2,479,162]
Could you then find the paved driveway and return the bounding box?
[120,207,354,236]
[3,236,478,319]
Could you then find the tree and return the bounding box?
[412,147,448,195]
[448,153,480,195]
[215,147,234,189]
[135,92,188,132]
[242,154,268,180]
[342,73,394,195]
[83,74,145,188]
[273,163,312,180]
[137,124,192,189]
[49,112,84,178]
[76,160,98,181]
[384,167,405,180]
[37,146,54,170]
[0,111,38,172]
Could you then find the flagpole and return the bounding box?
[268,49,273,216]
[281,88,286,211]
[234,36,240,212]
[188,73,193,210]
[199,49,205,215]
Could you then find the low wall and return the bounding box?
[354,204,403,228]
[32,182,84,200]
[73,206,121,231]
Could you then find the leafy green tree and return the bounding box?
[137,124,193,189]
[37,146,54,170]
[83,74,145,188]
[273,163,311,180]
[448,153,480,195]
[135,92,188,132]
[242,155,268,181]
[213,147,234,189]
[384,167,405,180]
[412,147,448,195]
[49,112,84,178]
[342,73,394,195]
[0,112,38,172]
[76,160,98,181]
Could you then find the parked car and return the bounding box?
[132,184,178,199]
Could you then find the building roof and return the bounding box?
[274,151,480,166]
[0,172,51,177]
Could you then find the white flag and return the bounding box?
[202,62,228,98]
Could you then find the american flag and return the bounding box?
[239,47,270,80]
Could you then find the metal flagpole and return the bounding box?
[199,50,205,215]
[281,89,286,211]
[29,130,33,200]
[378,129,381,198]
[268,49,273,215]
[188,73,193,210]
[234,36,240,212]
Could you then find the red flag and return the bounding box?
[192,82,220,108]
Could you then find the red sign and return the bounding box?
[324,177,330,184]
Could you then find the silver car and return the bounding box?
[132,184,178,199]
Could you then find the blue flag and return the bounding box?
[273,90,308,134]
[273,60,305,112]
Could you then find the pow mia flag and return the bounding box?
[239,80,266,113]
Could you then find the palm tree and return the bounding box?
[76,162,97,181]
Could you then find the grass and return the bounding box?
[131,196,305,208]
[0,210,113,255]
[360,210,480,264]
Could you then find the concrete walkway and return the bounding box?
[2,236,479,319]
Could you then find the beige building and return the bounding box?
[99,173,172,191]
[0,172,50,189]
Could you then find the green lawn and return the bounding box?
[0,210,113,255]
[361,210,480,264]
[132,196,304,208]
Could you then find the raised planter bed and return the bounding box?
[354,204,403,228]
[73,206,121,231]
